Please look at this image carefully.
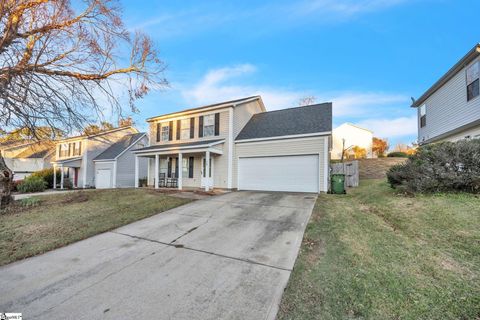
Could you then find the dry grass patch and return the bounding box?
[278,179,480,320]
[0,189,191,266]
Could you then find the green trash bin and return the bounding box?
[331,174,346,194]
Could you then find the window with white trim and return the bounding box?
[180,119,190,140]
[59,143,69,157]
[182,158,189,176]
[419,104,426,128]
[203,114,214,137]
[161,123,169,141]
[467,61,479,101]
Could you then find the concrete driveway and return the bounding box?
[0,191,316,320]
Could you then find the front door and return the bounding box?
[201,157,213,188]
[74,168,79,188]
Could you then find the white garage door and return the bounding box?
[238,155,319,192]
[96,169,112,189]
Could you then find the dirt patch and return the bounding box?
[359,158,407,179]
[302,237,325,266]
[61,192,90,204]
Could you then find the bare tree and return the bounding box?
[298,96,317,107]
[0,0,167,207]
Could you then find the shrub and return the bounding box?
[12,180,23,192]
[386,139,480,193]
[17,176,47,193]
[387,151,409,158]
[31,168,61,188]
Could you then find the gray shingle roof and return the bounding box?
[94,133,146,160]
[236,103,332,140]
[133,139,224,153]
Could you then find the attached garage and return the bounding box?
[238,155,319,192]
[234,103,332,193]
[95,167,113,189]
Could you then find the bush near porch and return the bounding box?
[0,189,191,266]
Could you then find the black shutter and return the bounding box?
[156,123,161,142]
[167,158,172,178]
[214,113,220,136]
[188,157,194,178]
[176,120,181,140]
[168,121,173,141]
[175,157,179,178]
[190,118,195,139]
[198,116,204,137]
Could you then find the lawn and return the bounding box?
[0,189,191,266]
[278,179,480,320]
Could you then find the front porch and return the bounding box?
[133,141,224,192]
[52,157,82,190]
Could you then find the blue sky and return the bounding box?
[117,0,479,147]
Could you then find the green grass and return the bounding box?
[278,179,480,320]
[0,189,191,266]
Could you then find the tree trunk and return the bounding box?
[0,153,13,209]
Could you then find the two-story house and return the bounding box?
[52,126,148,189]
[412,43,480,144]
[133,96,332,193]
[1,141,55,180]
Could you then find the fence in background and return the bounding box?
[331,161,359,188]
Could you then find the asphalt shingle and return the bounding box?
[235,103,332,140]
[94,133,146,160]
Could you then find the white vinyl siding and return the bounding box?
[115,136,148,187]
[419,58,480,143]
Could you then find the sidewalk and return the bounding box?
[13,189,75,200]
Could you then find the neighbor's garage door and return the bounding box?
[238,155,319,192]
[95,169,112,189]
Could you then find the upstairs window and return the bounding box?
[161,123,169,141]
[73,141,81,156]
[420,104,427,128]
[59,143,69,157]
[467,61,479,101]
[203,114,215,137]
[180,119,190,140]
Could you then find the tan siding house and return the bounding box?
[51,126,139,189]
[134,96,332,193]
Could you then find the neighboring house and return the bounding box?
[7,143,55,180]
[331,123,373,159]
[412,43,480,144]
[51,126,140,189]
[93,132,148,188]
[133,96,332,193]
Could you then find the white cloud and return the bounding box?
[355,116,417,138]
[329,92,409,117]
[182,64,304,109]
[181,64,415,141]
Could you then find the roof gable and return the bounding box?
[146,96,263,122]
[236,103,332,141]
[94,133,146,161]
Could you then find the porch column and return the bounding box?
[205,150,210,192]
[134,155,139,188]
[60,165,64,189]
[53,164,57,189]
[154,154,159,189]
[178,153,183,190]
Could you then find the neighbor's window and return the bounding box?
[203,114,214,137]
[59,143,69,157]
[467,61,479,101]
[180,118,190,140]
[73,141,81,156]
[161,123,169,141]
[182,158,189,177]
[420,104,427,128]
